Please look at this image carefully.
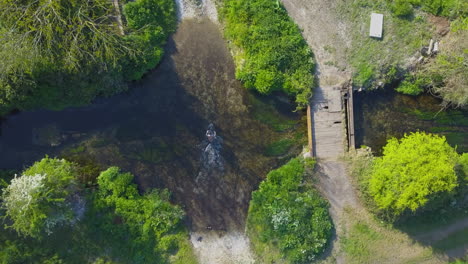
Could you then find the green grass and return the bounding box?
[342,222,382,260]
[68,145,86,154]
[339,0,432,88]
[408,109,468,126]
[127,141,175,164]
[396,207,468,235]
[89,138,112,148]
[433,228,468,252]
[338,208,442,264]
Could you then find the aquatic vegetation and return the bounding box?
[264,139,294,156]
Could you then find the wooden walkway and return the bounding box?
[306,82,355,158]
[309,84,345,158]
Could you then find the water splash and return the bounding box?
[195,123,224,187]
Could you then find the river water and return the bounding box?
[354,89,468,155]
[0,19,302,231]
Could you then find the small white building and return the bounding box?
[369,13,384,38]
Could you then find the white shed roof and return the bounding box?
[369,13,383,38]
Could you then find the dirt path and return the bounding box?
[315,160,359,219]
[281,0,358,262]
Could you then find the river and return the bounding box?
[0,18,303,232]
[354,88,468,155]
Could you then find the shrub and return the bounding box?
[95,167,186,262]
[220,0,316,108]
[368,132,460,219]
[395,74,429,95]
[247,158,332,263]
[1,158,79,238]
[392,0,414,17]
[353,63,375,88]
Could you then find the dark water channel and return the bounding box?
[0,19,301,231]
[355,89,468,155]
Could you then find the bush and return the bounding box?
[421,0,467,18]
[353,63,375,88]
[1,158,79,238]
[368,132,460,219]
[392,0,414,17]
[220,0,316,108]
[95,167,187,263]
[122,0,177,80]
[395,74,429,95]
[247,158,332,263]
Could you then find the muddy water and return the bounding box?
[354,89,468,155]
[0,19,300,231]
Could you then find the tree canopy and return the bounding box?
[247,158,332,263]
[220,0,316,107]
[0,0,177,115]
[1,157,79,238]
[368,132,460,218]
[0,162,194,263]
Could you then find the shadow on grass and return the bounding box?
[395,207,468,260]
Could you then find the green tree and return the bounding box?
[0,0,177,115]
[220,0,315,108]
[95,167,186,263]
[1,157,79,238]
[368,132,459,218]
[247,158,332,263]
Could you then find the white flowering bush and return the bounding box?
[1,157,79,238]
[247,158,332,263]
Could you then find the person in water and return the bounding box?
[206,124,217,142]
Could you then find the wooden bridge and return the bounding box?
[306,82,355,158]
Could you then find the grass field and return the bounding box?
[338,0,433,88]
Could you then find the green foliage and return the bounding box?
[387,0,467,18]
[220,0,316,107]
[395,73,429,95]
[0,0,176,115]
[1,157,78,238]
[392,0,414,17]
[421,0,467,18]
[247,158,332,263]
[424,29,468,107]
[368,132,460,219]
[122,0,177,80]
[95,167,187,263]
[0,165,195,263]
[353,63,375,88]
